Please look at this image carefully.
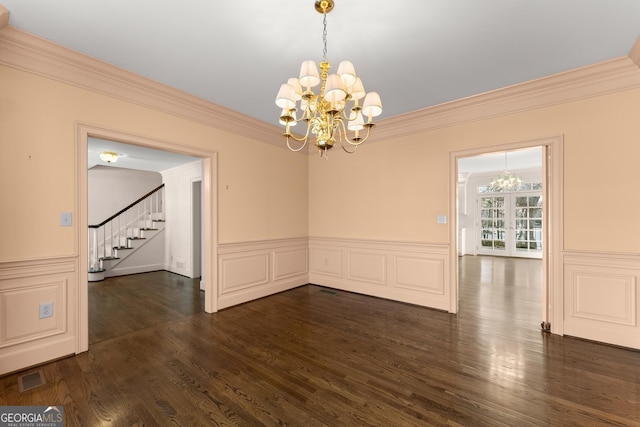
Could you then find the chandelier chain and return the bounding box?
[322,13,328,62]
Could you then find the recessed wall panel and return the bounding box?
[219,253,269,293]
[274,248,308,281]
[394,256,444,294]
[573,273,636,326]
[1,281,66,346]
[310,248,342,277]
[348,251,386,285]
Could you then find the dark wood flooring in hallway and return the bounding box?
[1,258,639,426]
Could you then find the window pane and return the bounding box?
[516,197,528,207]
[481,198,493,208]
[530,208,542,218]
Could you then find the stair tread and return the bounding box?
[88,269,106,273]
[99,257,120,261]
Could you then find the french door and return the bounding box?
[477,192,542,258]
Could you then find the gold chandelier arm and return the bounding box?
[284,120,313,152]
[344,124,373,146]
[333,119,356,154]
[341,142,358,154]
[286,135,308,152]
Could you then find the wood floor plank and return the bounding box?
[1,259,639,426]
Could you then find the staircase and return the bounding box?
[88,184,165,282]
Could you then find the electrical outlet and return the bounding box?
[39,302,53,319]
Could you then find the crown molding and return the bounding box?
[0,5,8,30]
[629,37,640,67]
[0,25,284,147]
[2,25,640,150]
[373,54,640,142]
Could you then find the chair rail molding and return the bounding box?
[217,237,309,310]
[563,250,640,350]
[0,256,78,375]
[309,237,450,310]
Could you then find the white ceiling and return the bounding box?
[88,138,200,172]
[3,0,639,126]
[458,146,542,175]
[3,1,638,172]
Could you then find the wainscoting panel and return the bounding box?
[274,247,309,281]
[0,257,77,375]
[309,247,342,277]
[309,237,450,310]
[347,250,387,286]
[393,255,445,294]
[217,238,309,309]
[219,253,270,293]
[563,251,640,349]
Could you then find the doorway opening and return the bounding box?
[449,136,563,335]
[77,123,218,354]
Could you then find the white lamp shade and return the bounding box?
[287,78,303,100]
[347,111,365,131]
[279,108,296,126]
[299,60,320,88]
[362,91,383,118]
[275,83,297,109]
[323,74,347,103]
[349,77,366,101]
[337,60,357,88]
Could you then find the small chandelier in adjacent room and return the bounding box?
[99,151,119,163]
[489,152,522,191]
[275,0,383,158]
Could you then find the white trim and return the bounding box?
[0,256,77,375]
[0,26,284,147]
[563,250,640,349]
[309,237,450,310]
[374,57,640,141]
[217,237,309,309]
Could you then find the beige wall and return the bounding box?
[0,64,309,262]
[310,88,640,253]
[1,27,639,373]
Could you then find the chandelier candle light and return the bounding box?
[489,152,522,191]
[275,0,383,158]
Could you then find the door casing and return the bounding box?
[449,136,563,334]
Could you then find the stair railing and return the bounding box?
[88,184,165,272]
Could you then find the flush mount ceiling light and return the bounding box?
[99,151,119,163]
[489,152,522,191]
[275,0,383,158]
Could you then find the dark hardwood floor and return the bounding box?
[1,259,639,426]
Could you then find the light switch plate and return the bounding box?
[60,212,72,226]
[437,215,447,224]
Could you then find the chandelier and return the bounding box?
[489,152,522,191]
[275,0,383,158]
